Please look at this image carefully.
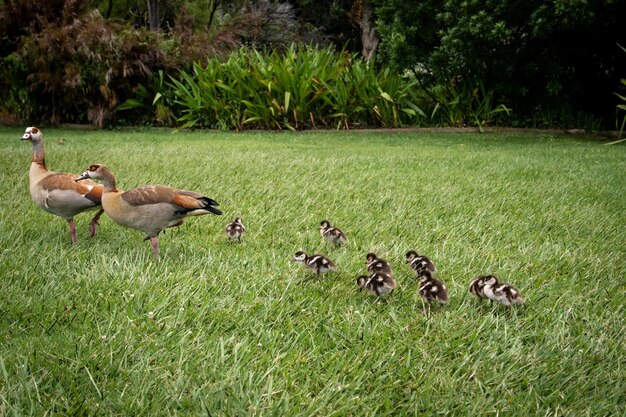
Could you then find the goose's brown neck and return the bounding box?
[99,168,119,192]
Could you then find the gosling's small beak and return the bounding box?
[75,172,90,182]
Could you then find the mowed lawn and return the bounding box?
[0,127,624,416]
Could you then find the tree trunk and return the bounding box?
[358,0,378,61]
[207,0,220,31]
[147,0,159,31]
[105,0,113,19]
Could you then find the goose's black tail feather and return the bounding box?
[200,197,222,215]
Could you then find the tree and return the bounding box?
[104,0,113,18]
[147,0,159,31]
[375,0,626,127]
[207,0,220,31]
[351,0,378,61]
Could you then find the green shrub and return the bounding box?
[2,10,165,126]
[375,0,626,129]
[165,44,425,130]
[117,71,176,126]
[0,1,276,127]
[428,81,511,129]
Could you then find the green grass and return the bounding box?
[0,127,624,416]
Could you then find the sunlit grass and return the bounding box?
[0,128,624,415]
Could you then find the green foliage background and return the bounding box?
[0,0,625,129]
[375,0,626,128]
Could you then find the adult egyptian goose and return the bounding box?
[418,270,449,304]
[357,272,397,297]
[76,164,222,258]
[405,250,436,275]
[291,251,336,275]
[469,275,491,301]
[482,275,525,306]
[320,220,348,245]
[225,218,245,241]
[365,253,393,276]
[21,127,104,243]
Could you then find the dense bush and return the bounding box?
[15,12,166,126]
[0,4,168,126]
[153,45,425,130]
[375,0,626,129]
[5,0,620,130]
[0,0,309,126]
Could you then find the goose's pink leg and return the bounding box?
[90,209,105,238]
[150,236,159,259]
[68,220,77,244]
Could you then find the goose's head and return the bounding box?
[21,127,43,143]
[75,164,106,182]
[292,251,307,262]
[483,275,499,286]
[320,220,331,230]
[474,276,486,285]
[420,270,434,281]
[405,250,419,263]
[356,275,368,289]
[365,252,378,264]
